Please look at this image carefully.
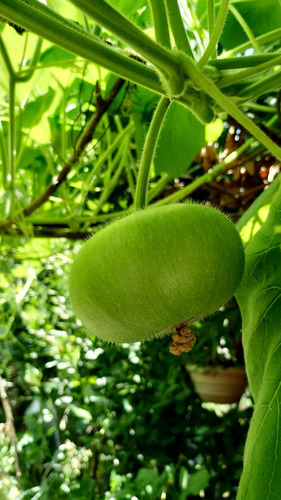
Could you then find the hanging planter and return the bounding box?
[187,365,248,404]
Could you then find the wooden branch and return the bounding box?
[0,376,22,487]
[0,226,92,239]
[0,77,125,232]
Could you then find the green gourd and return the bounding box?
[69,203,245,343]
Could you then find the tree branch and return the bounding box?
[0,77,125,232]
[0,227,93,239]
[0,376,22,487]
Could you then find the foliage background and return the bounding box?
[0,239,253,499]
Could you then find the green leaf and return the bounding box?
[239,204,270,245]
[179,467,210,496]
[24,363,42,388]
[40,45,76,66]
[154,102,205,177]
[135,468,159,488]
[221,0,281,51]
[15,239,53,260]
[69,404,92,421]
[105,0,150,28]
[196,0,281,51]
[186,469,210,495]
[236,181,281,499]
[17,146,47,171]
[205,118,223,142]
[68,77,95,105]
[22,88,55,129]
[236,176,280,240]
[179,466,189,491]
[135,468,168,498]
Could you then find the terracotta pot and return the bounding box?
[187,365,247,404]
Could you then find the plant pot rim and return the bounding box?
[186,364,248,404]
[186,364,246,374]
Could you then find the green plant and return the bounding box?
[1,0,281,498]
[0,241,252,499]
[69,203,244,343]
[186,299,244,368]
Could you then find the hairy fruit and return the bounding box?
[69,204,244,343]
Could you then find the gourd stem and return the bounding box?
[69,0,184,95]
[15,36,43,82]
[0,122,8,189]
[181,54,281,161]
[223,27,281,57]
[207,0,215,56]
[236,69,281,100]
[7,77,17,217]
[0,36,17,211]
[93,137,131,216]
[0,36,15,77]
[147,173,171,203]
[79,123,134,211]
[164,0,193,57]
[217,55,281,89]
[135,97,170,211]
[0,0,163,95]
[198,0,230,69]
[182,0,206,55]
[209,54,281,70]
[149,0,171,49]
[229,4,262,55]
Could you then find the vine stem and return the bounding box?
[209,54,281,70]
[0,122,8,189]
[198,0,230,69]
[224,27,281,57]
[149,0,171,49]
[7,77,16,217]
[181,0,206,54]
[0,36,15,77]
[15,36,43,82]
[80,122,134,203]
[69,0,185,97]
[217,54,281,89]
[229,4,262,55]
[69,0,174,68]
[181,54,281,161]
[236,68,281,101]
[0,0,228,122]
[0,0,163,95]
[0,36,16,211]
[0,32,43,217]
[207,0,215,54]
[164,0,193,56]
[93,136,131,216]
[134,97,170,211]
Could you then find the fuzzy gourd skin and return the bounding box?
[69,204,245,343]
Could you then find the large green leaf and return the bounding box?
[154,102,205,177]
[221,0,281,50]
[21,87,55,129]
[236,177,281,499]
[105,0,150,28]
[196,0,281,51]
[40,45,76,66]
